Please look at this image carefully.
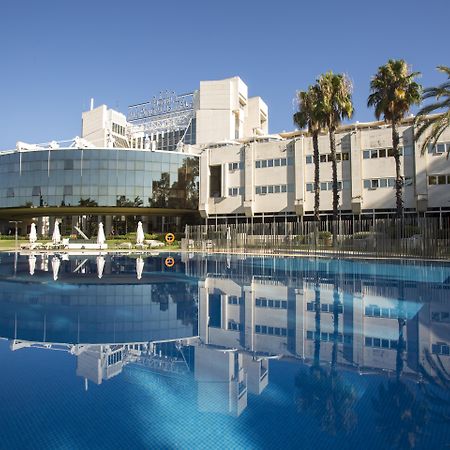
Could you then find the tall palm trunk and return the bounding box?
[313,131,320,222]
[331,285,340,375]
[396,281,406,382]
[329,127,339,245]
[313,277,321,368]
[392,120,403,217]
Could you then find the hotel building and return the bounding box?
[1,76,449,235]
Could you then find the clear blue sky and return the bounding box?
[1,0,449,149]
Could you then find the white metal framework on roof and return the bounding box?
[127,90,197,136]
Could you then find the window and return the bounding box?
[306,183,313,192]
[342,152,349,161]
[363,180,370,189]
[320,182,327,191]
[437,144,446,153]
[228,296,241,305]
[280,158,287,166]
[281,185,287,193]
[320,155,327,163]
[268,185,274,194]
[228,162,242,171]
[363,150,370,159]
[388,178,396,187]
[64,160,74,170]
[371,179,379,188]
[261,160,267,168]
[274,185,281,193]
[255,161,261,168]
[267,159,274,168]
[274,158,281,167]
[371,149,378,159]
[379,148,386,158]
[228,321,241,331]
[380,178,388,188]
[306,155,313,164]
[256,186,261,194]
[438,175,447,185]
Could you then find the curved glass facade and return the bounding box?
[0,148,199,209]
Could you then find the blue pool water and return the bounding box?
[0,252,449,449]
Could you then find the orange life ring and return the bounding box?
[165,256,175,268]
[165,233,175,244]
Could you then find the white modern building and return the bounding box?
[81,75,449,223]
[199,116,450,223]
[4,75,449,236]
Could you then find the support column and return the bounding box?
[104,215,112,236]
[243,283,255,351]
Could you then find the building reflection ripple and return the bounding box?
[0,252,449,436]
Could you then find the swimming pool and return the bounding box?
[0,252,449,449]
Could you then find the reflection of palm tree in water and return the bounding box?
[295,270,356,435]
[419,348,450,436]
[372,280,428,449]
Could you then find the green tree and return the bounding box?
[367,60,422,216]
[294,85,324,222]
[78,197,99,236]
[317,72,353,242]
[415,66,450,155]
[149,173,171,208]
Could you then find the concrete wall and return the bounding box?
[200,120,450,218]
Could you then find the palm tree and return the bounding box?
[372,280,428,449]
[372,380,428,449]
[419,348,450,427]
[317,72,353,243]
[367,60,422,217]
[415,66,450,155]
[295,270,357,436]
[294,84,323,222]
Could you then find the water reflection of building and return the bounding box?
[2,253,450,418]
[191,254,450,377]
